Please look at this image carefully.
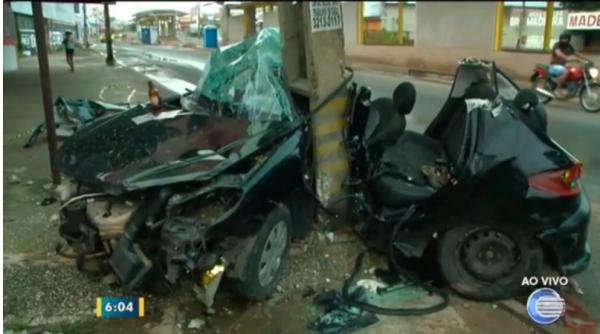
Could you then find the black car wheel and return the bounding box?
[437,222,543,301]
[230,203,292,301]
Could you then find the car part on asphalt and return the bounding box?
[24,97,130,148]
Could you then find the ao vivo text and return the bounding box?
[521,276,569,287]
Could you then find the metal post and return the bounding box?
[32,2,61,185]
[543,1,554,52]
[357,2,364,45]
[397,2,404,45]
[104,3,114,65]
[83,4,89,48]
[494,2,505,51]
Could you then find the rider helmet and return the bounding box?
[559,31,571,43]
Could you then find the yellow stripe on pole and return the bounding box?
[316,140,343,158]
[320,158,349,175]
[494,2,505,51]
[310,96,348,115]
[314,118,348,138]
[96,298,102,318]
[139,297,145,317]
[397,2,404,45]
[544,2,554,51]
[358,2,364,45]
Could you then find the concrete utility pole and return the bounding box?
[32,2,61,185]
[278,2,348,206]
[104,3,115,65]
[83,3,89,48]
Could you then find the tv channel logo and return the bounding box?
[526,288,566,325]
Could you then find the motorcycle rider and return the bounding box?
[549,31,587,96]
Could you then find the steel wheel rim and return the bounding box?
[258,220,288,287]
[581,86,600,111]
[460,228,521,282]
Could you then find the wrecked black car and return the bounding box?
[55,28,315,304]
[341,58,591,300]
[24,93,132,148]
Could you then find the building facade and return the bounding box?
[222,2,600,80]
[10,1,80,56]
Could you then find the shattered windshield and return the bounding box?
[184,28,296,122]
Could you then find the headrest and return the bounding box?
[392,82,416,115]
[513,89,539,110]
[464,82,496,100]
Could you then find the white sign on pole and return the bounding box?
[310,2,343,33]
[567,11,600,30]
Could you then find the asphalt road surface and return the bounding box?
[110,42,600,319]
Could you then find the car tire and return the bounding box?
[229,203,292,301]
[437,222,543,301]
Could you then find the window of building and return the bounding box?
[497,1,600,53]
[74,4,80,14]
[500,1,548,51]
[359,1,415,46]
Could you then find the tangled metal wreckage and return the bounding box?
[52,28,591,332]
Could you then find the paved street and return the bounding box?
[107,42,600,320]
[3,44,599,333]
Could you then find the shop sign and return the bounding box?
[567,11,600,30]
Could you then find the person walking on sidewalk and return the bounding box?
[62,31,76,72]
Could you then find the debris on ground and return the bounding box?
[9,175,21,184]
[205,307,216,316]
[39,198,57,206]
[310,290,378,334]
[188,318,206,330]
[569,278,585,295]
[303,287,316,298]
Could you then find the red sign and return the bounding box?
[567,11,600,30]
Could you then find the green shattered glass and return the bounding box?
[195,28,295,122]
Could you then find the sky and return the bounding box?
[88,1,221,22]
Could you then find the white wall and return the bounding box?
[342,2,358,47]
[4,45,18,72]
[263,10,278,28]
[229,14,244,42]
[416,2,497,50]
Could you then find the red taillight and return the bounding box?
[529,162,583,196]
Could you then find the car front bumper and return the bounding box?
[538,188,592,276]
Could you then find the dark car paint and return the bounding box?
[57,97,304,195]
[346,63,590,277]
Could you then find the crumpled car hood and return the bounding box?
[57,103,250,194]
[58,103,301,194]
[58,27,301,194]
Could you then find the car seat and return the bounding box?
[371,81,495,208]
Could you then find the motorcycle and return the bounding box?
[339,58,591,301]
[531,59,600,113]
